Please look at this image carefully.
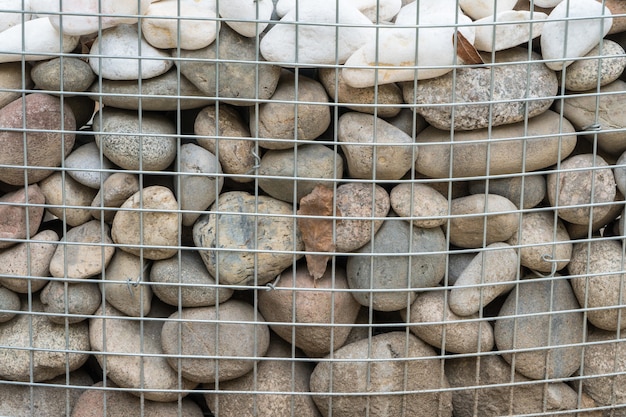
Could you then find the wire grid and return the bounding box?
[0,0,625,416]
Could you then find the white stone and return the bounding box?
[276,0,402,22]
[541,0,613,71]
[473,10,547,52]
[0,18,79,64]
[0,0,31,33]
[31,0,151,36]
[534,0,564,6]
[142,0,219,50]
[459,0,518,20]
[218,0,273,37]
[342,4,475,87]
[89,24,173,80]
[260,0,373,66]
[65,142,114,189]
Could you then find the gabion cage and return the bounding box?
[1,0,626,416]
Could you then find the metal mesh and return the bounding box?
[0,0,625,416]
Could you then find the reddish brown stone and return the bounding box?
[0,184,45,249]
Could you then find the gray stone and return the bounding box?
[39,172,98,227]
[204,337,321,417]
[390,182,448,228]
[0,62,33,110]
[310,331,453,417]
[40,280,101,324]
[49,220,115,279]
[547,154,616,225]
[90,68,215,111]
[446,251,476,286]
[0,285,19,323]
[568,239,626,331]
[176,25,281,105]
[150,250,233,308]
[161,299,270,383]
[194,104,256,183]
[318,67,402,118]
[403,47,557,130]
[401,289,495,354]
[90,303,198,402]
[449,243,519,317]
[251,70,331,149]
[0,93,75,185]
[258,264,361,357]
[177,143,223,226]
[468,174,547,209]
[101,249,152,317]
[93,108,177,171]
[347,218,447,311]
[31,57,96,94]
[0,229,58,293]
[0,184,45,249]
[494,277,585,380]
[90,172,140,223]
[563,39,626,91]
[338,112,416,180]
[385,108,429,137]
[449,194,520,249]
[0,298,89,382]
[334,182,390,253]
[415,110,578,178]
[193,191,304,286]
[65,142,114,189]
[258,144,344,203]
[111,186,180,260]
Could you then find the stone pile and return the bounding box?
[1,0,626,416]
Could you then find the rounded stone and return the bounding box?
[0,230,58,293]
[258,264,361,357]
[390,182,448,228]
[251,70,330,149]
[39,172,98,227]
[506,211,572,273]
[93,108,177,171]
[204,337,320,417]
[219,0,273,37]
[90,303,198,402]
[0,286,20,323]
[192,191,304,286]
[0,93,75,185]
[449,242,519,317]
[494,277,585,380]
[0,62,34,110]
[415,110,578,178]
[0,299,90,382]
[65,142,114,189]
[111,186,180,260]
[616,150,626,195]
[194,104,256,183]
[404,48,557,130]
[347,218,447,311]
[568,239,626,331]
[318,67,402,117]
[338,112,416,180]
[90,173,140,223]
[49,219,115,279]
[547,153,616,225]
[30,57,96,94]
[258,144,344,203]
[150,250,234,308]
[563,39,626,91]
[334,182,390,253]
[161,300,270,383]
[40,280,102,324]
[449,194,520,249]
[0,184,45,249]
[401,289,494,354]
[101,249,152,317]
[310,331,453,417]
[468,174,546,210]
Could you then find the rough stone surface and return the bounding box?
[310,331,453,417]
[31,57,96,94]
[0,62,33,110]
[90,303,198,402]
[494,277,585,380]
[101,249,152,317]
[0,285,20,323]
[40,280,102,324]
[161,300,270,383]
[0,184,45,249]
[347,218,447,311]
[468,174,547,209]
[150,250,234,308]
[258,264,361,357]
[111,186,180,260]
[0,93,75,185]
[390,182,448,228]
[193,191,304,286]
[90,173,140,223]
[563,39,626,91]
[39,172,98,227]
[65,142,114,189]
